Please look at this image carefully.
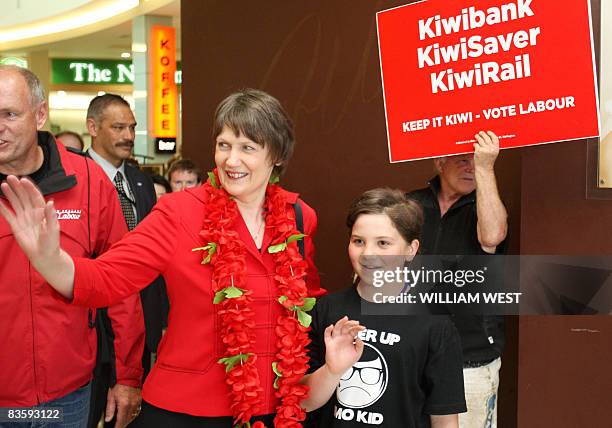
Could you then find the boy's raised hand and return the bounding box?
[324,316,365,376]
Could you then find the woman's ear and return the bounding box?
[405,239,420,261]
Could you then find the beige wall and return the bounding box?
[598,0,612,186]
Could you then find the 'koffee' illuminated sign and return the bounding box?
[150,25,178,140]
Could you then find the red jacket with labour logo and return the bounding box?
[0,133,144,407]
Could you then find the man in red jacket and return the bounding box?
[0,66,144,427]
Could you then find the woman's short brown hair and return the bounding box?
[346,188,423,244]
[212,89,294,176]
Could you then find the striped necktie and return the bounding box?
[113,171,137,230]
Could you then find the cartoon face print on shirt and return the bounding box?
[337,343,389,408]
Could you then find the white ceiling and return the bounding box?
[0,0,91,27]
[1,0,180,60]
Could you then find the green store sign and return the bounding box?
[51,58,182,85]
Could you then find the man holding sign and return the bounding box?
[408,131,508,427]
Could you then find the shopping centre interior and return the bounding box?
[1,1,611,426]
[1,0,181,174]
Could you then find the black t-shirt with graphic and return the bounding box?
[308,286,466,428]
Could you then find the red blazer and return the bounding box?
[73,185,324,416]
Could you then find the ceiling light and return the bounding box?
[121,52,131,59]
[98,91,106,96]
[131,43,147,53]
[0,57,27,67]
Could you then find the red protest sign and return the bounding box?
[376,0,600,162]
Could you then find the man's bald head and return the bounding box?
[0,65,45,109]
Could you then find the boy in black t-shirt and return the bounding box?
[301,189,466,428]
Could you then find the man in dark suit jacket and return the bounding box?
[85,94,168,428]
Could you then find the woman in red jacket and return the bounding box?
[0,89,326,427]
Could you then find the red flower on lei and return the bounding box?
[196,170,313,428]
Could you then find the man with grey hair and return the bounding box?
[0,65,145,428]
[408,131,508,428]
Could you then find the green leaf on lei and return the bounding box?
[277,296,316,327]
[272,361,282,389]
[267,233,306,254]
[269,175,280,184]
[213,286,245,304]
[267,242,287,254]
[218,353,252,373]
[300,297,316,312]
[207,171,218,188]
[287,233,306,244]
[192,242,217,265]
[297,310,312,328]
[225,286,243,298]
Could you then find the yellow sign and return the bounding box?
[150,25,177,139]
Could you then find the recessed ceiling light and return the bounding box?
[98,91,106,96]
[121,52,131,59]
[132,43,147,53]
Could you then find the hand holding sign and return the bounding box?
[474,131,500,172]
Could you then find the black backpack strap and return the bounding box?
[293,201,305,258]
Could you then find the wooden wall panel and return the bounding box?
[181,1,522,425]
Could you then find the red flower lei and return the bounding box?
[195,170,313,428]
